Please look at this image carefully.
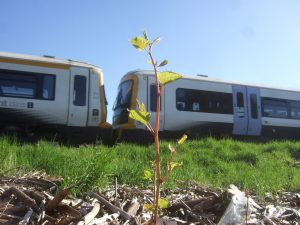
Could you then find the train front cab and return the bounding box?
[112,71,174,142]
[112,73,141,141]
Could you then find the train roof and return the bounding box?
[127,69,300,93]
[0,51,102,71]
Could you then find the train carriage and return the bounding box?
[113,70,300,140]
[0,51,111,142]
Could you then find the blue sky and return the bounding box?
[1,0,300,122]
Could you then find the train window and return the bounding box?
[42,75,55,100]
[102,85,108,105]
[176,88,233,114]
[193,102,200,111]
[237,92,244,107]
[250,94,258,119]
[150,84,161,112]
[0,79,36,98]
[262,98,288,118]
[289,101,300,119]
[113,80,133,110]
[0,69,55,100]
[73,75,86,106]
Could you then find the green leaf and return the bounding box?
[158,60,168,67]
[130,36,150,51]
[137,99,146,112]
[128,109,151,126]
[169,162,183,171]
[177,134,188,145]
[153,37,162,44]
[158,198,170,209]
[158,71,183,86]
[144,204,155,212]
[142,169,153,180]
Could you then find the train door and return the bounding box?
[148,76,165,131]
[87,71,101,127]
[232,85,248,135]
[68,67,89,126]
[246,87,262,135]
[232,85,262,136]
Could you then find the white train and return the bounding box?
[112,70,300,139]
[0,52,111,142]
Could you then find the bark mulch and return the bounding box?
[0,172,299,224]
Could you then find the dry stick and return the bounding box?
[132,188,153,204]
[168,198,214,211]
[56,204,82,218]
[0,197,13,219]
[9,187,40,213]
[77,200,100,225]
[88,213,120,224]
[44,214,57,223]
[114,176,118,198]
[23,190,45,204]
[179,199,192,211]
[127,201,140,217]
[73,200,84,209]
[245,194,249,225]
[0,205,28,216]
[83,201,101,223]
[0,213,22,220]
[18,210,33,225]
[45,187,71,213]
[25,178,58,190]
[86,192,133,221]
[56,216,77,225]
[178,199,202,222]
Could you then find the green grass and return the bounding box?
[0,136,300,197]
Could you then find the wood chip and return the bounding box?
[9,187,40,213]
[18,210,33,225]
[45,187,71,213]
[87,192,133,221]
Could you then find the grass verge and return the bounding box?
[0,136,299,197]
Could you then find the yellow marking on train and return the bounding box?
[95,69,107,123]
[0,57,70,70]
[125,74,139,129]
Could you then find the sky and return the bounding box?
[1,0,300,122]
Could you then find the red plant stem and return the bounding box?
[153,88,161,224]
[148,46,161,224]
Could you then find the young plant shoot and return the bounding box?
[129,32,186,224]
